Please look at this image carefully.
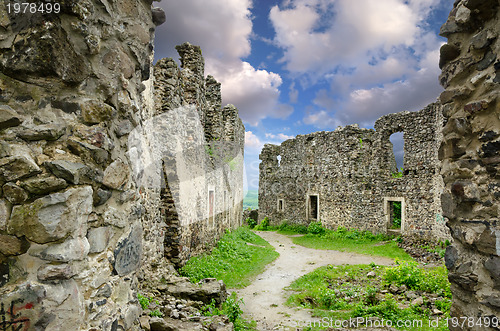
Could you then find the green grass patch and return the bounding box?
[286,263,451,331]
[292,235,411,260]
[180,227,279,288]
[277,222,412,260]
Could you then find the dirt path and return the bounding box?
[233,231,395,330]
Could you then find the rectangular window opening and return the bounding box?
[278,199,284,212]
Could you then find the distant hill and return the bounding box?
[243,190,258,209]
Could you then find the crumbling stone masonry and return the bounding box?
[259,104,449,240]
[439,0,500,326]
[0,1,244,330]
[146,43,245,268]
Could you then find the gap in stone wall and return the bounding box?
[389,132,404,173]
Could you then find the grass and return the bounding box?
[243,190,258,209]
[293,235,411,260]
[286,263,451,331]
[180,226,279,288]
[271,221,412,261]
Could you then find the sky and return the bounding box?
[153,0,454,190]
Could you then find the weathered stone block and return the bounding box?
[2,182,28,204]
[35,237,90,262]
[81,100,116,124]
[87,226,113,253]
[103,158,129,190]
[0,105,21,130]
[484,256,500,288]
[445,245,459,270]
[0,155,41,182]
[44,160,89,184]
[8,186,93,244]
[0,233,29,256]
[152,7,166,26]
[0,199,10,230]
[439,44,460,69]
[37,264,75,281]
[67,138,109,164]
[114,225,142,276]
[19,176,67,195]
[17,124,66,141]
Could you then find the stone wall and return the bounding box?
[259,104,449,240]
[140,43,244,267]
[0,2,244,330]
[439,0,500,326]
[0,1,160,329]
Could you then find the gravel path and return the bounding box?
[233,231,395,330]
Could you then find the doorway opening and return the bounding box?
[308,195,319,220]
[384,197,405,232]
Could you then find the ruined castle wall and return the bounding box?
[439,0,500,324]
[259,104,448,240]
[151,44,244,267]
[0,1,162,329]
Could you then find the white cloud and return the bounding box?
[338,48,442,126]
[270,0,445,128]
[303,110,342,129]
[265,133,294,140]
[270,0,423,76]
[288,82,299,103]
[155,0,290,127]
[245,131,264,151]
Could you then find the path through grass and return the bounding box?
[180,226,279,288]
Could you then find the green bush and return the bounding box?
[245,217,257,229]
[137,293,150,310]
[254,217,270,230]
[202,293,252,331]
[307,221,325,235]
[383,259,451,297]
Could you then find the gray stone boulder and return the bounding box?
[158,278,227,305]
[0,155,41,182]
[0,105,21,130]
[8,186,93,244]
[19,175,68,195]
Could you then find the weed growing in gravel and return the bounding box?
[180,227,279,288]
[202,293,257,330]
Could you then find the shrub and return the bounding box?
[137,293,150,310]
[202,293,249,330]
[245,217,257,229]
[383,259,451,297]
[254,217,270,230]
[307,221,325,235]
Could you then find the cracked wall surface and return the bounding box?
[439,0,500,325]
[259,104,449,240]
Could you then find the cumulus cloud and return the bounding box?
[265,133,294,140]
[270,0,424,76]
[271,0,445,128]
[303,110,342,129]
[154,0,291,127]
[245,131,264,151]
[288,82,299,103]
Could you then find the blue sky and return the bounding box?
[153,0,454,190]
